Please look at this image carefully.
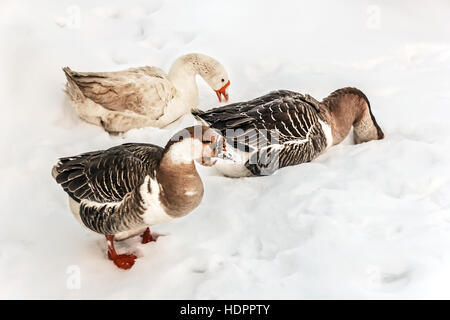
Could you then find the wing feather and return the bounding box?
[194,90,329,175]
[194,90,321,150]
[63,66,176,120]
[52,143,163,204]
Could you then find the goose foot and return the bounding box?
[106,235,137,270]
[109,253,137,270]
[141,227,155,244]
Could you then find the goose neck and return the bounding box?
[156,141,204,217]
[168,56,200,100]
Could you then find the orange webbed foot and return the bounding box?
[106,235,137,270]
[109,253,137,270]
[141,227,156,244]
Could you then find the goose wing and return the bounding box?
[244,139,326,176]
[193,90,322,151]
[63,66,176,119]
[52,143,163,203]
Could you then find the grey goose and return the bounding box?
[52,126,224,269]
[193,87,384,177]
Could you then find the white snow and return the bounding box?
[1,0,450,299]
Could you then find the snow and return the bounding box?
[1,0,450,299]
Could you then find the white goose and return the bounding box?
[63,53,230,133]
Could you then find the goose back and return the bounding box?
[52,143,164,235]
[194,90,329,175]
[63,66,176,118]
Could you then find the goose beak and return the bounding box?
[215,80,230,103]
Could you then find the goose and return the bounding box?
[52,126,224,270]
[193,87,384,177]
[63,53,230,133]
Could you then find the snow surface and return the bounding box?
[1,0,450,299]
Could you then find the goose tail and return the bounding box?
[62,66,84,101]
[191,109,211,126]
[51,161,62,179]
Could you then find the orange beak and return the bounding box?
[215,80,230,103]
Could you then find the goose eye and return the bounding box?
[221,78,225,82]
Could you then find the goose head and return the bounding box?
[169,53,231,103]
[202,64,230,103]
[165,126,225,166]
[192,54,230,103]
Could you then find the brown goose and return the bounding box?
[63,53,230,133]
[193,87,384,177]
[52,126,223,269]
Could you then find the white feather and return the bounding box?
[319,119,333,148]
[139,175,174,226]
